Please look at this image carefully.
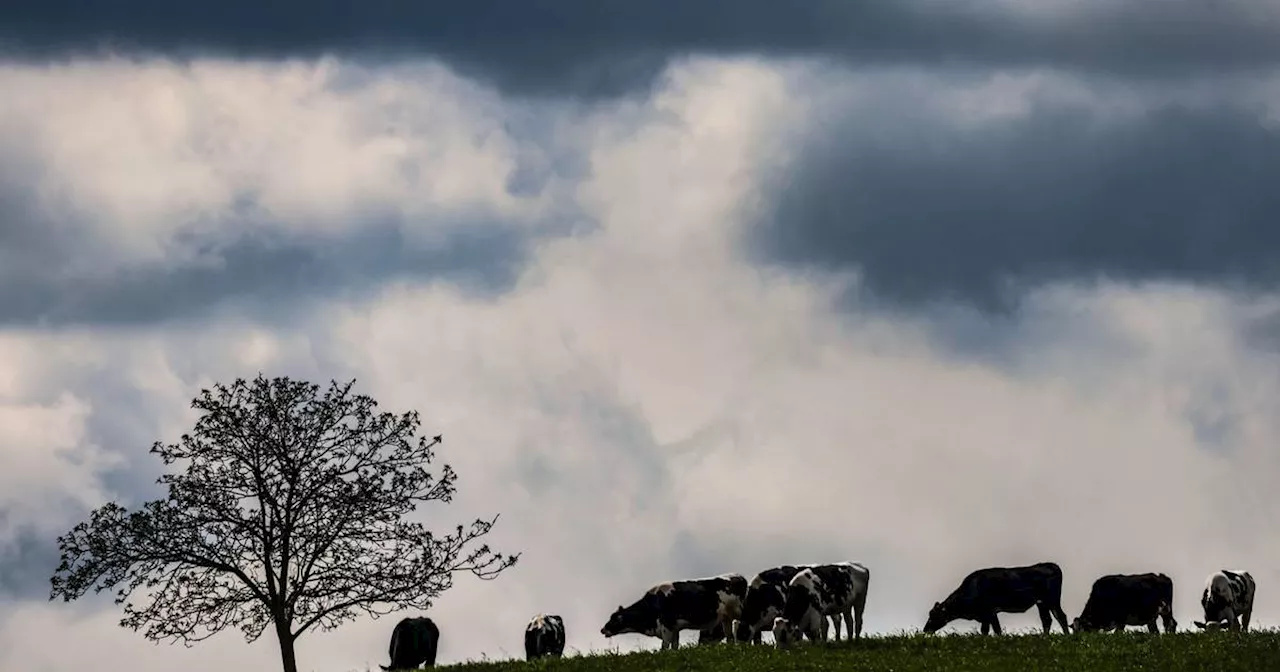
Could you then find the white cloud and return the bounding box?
[3,53,1280,672]
[0,57,567,279]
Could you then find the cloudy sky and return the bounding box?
[4,1,1280,670]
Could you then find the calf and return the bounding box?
[524,614,566,660]
[924,561,1070,635]
[601,573,748,650]
[1071,573,1177,633]
[771,562,870,647]
[1194,570,1255,632]
[380,616,439,670]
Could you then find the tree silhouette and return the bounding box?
[49,375,519,672]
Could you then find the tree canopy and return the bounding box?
[49,374,519,672]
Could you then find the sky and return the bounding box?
[3,1,1280,670]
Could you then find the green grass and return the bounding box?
[443,630,1280,672]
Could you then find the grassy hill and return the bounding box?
[444,631,1280,671]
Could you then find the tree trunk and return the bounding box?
[275,620,299,672]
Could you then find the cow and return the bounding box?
[732,565,820,644]
[379,616,439,670]
[1071,573,1177,634]
[1194,570,1256,632]
[600,573,748,650]
[524,614,566,660]
[923,562,1070,635]
[771,562,871,647]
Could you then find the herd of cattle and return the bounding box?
[377,561,1258,670]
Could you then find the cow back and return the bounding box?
[950,563,1063,614]
[1080,573,1173,627]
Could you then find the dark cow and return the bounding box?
[924,562,1070,635]
[601,573,748,650]
[732,565,834,644]
[380,616,439,670]
[524,613,566,660]
[1071,573,1177,633]
[771,562,870,647]
[1194,570,1256,632]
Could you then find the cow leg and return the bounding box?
[1037,604,1052,634]
[843,608,855,642]
[1241,608,1252,632]
[980,621,990,636]
[1147,620,1158,634]
[1159,603,1177,634]
[853,590,867,640]
[658,623,680,650]
[829,613,842,641]
[1050,604,1071,634]
[989,615,1004,636]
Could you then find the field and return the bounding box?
[443,631,1280,672]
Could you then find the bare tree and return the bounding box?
[49,375,519,672]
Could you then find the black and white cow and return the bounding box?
[601,574,748,650]
[923,562,1070,635]
[380,616,439,670]
[732,565,821,644]
[524,614,566,660]
[1194,570,1256,632]
[770,562,870,647]
[1071,573,1177,634]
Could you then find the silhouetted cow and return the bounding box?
[1194,570,1256,632]
[924,562,1070,635]
[771,562,870,647]
[380,616,439,670]
[525,613,565,660]
[601,573,748,650]
[1072,573,1177,633]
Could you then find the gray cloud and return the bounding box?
[0,218,538,328]
[3,1,1280,96]
[0,527,58,601]
[751,90,1280,317]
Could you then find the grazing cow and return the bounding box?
[1071,573,1177,634]
[771,562,871,647]
[924,562,1070,635]
[380,616,439,670]
[732,565,822,644]
[601,573,748,650]
[1194,570,1256,632]
[525,614,566,660]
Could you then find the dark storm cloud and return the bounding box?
[2,1,1280,96]
[752,99,1280,315]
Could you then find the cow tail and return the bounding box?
[424,626,439,666]
[524,628,538,660]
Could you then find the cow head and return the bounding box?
[923,601,950,634]
[1193,620,1229,632]
[771,617,797,649]
[601,605,641,638]
[1070,616,1096,634]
